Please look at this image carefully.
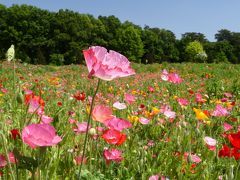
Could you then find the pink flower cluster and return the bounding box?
[161,69,182,84]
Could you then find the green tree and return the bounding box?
[185,41,207,62]
[116,25,144,63]
[142,27,179,63]
[205,41,236,63]
[182,32,208,44]
[98,15,122,50]
[215,29,240,63]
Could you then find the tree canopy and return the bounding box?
[0,4,239,64]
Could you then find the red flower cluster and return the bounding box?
[73,91,85,101]
[24,90,45,112]
[101,129,126,145]
[10,129,20,140]
[219,131,240,160]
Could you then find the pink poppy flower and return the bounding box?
[1,88,8,94]
[148,86,155,92]
[73,122,90,134]
[160,104,171,113]
[139,117,150,125]
[95,126,103,132]
[8,152,17,164]
[161,69,182,84]
[103,148,123,164]
[224,92,232,98]
[177,98,189,106]
[223,122,233,131]
[149,175,167,180]
[204,136,217,151]
[161,69,169,81]
[69,118,76,124]
[41,115,53,124]
[0,155,7,168]
[124,93,136,104]
[104,117,132,131]
[88,96,93,104]
[92,105,113,123]
[184,153,202,163]
[168,73,182,84]
[149,175,159,180]
[212,105,229,117]
[190,154,202,163]
[195,93,205,103]
[147,140,155,147]
[83,46,135,81]
[113,101,127,110]
[74,155,87,165]
[164,110,176,119]
[22,123,62,148]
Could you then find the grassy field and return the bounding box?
[0,61,239,179]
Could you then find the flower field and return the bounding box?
[0,52,240,179]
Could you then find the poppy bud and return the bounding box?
[16,92,23,104]
[88,128,97,136]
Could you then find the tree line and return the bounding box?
[0,4,240,64]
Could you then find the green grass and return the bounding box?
[0,61,239,179]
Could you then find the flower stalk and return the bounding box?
[78,79,101,179]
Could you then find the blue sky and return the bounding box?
[1,0,240,41]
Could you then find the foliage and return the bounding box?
[185,41,207,62]
[0,4,240,64]
[116,25,144,63]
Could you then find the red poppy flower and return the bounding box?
[232,148,240,160]
[188,89,194,95]
[101,129,126,145]
[10,129,20,140]
[24,90,34,105]
[73,91,85,101]
[228,131,240,149]
[218,144,231,158]
[203,110,210,117]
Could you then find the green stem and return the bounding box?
[13,60,16,94]
[78,79,101,179]
[0,131,16,180]
[11,60,16,125]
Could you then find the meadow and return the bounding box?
[0,59,239,179]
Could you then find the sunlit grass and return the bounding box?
[0,61,239,179]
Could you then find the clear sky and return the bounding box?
[1,0,240,41]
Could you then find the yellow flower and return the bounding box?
[0,93,3,97]
[173,95,178,99]
[150,107,161,116]
[144,111,151,118]
[128,115,139,123]
[215,99,222,104]
[108,86,113,92]
[193,108,210,124]
[132,90,137,95]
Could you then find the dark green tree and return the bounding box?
[116,25,144,63]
